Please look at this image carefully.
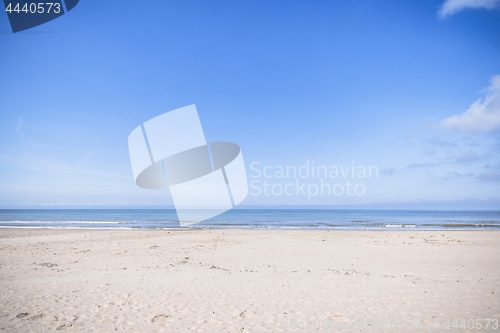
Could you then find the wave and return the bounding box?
[0,221,123,224]
[384,224,417,228]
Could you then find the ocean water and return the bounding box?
[0,209,499,230]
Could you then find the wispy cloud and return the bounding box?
[0,154,128,179]
[440,75,500,133]
[406,162,439,169]
[455,150,479,164]
[78,142,100,163]
[381,167,395,176]
[15,117,24,138]
[477,171,500,181]
[427,136,457,148]
[444,171,474,180]
[438,0,500,18]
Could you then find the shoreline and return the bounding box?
[2,226,500,231]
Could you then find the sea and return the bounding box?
[0,209,499,230]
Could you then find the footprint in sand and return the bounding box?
[15,313,29,319]
[327,314,350,323]
[27,314,45,321]
[151,314,172,325]
[239,310,257,319]
[56,323,72,330]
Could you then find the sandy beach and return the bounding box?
[0,229,499,332]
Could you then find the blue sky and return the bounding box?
[1,0,499,208]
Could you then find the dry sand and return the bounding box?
[0,229,499,332]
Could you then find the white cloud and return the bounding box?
[438,0,500,18]
[440,75,500,133]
